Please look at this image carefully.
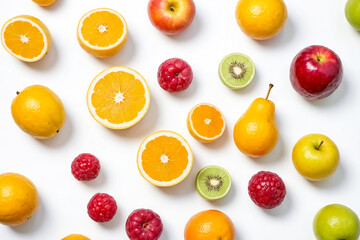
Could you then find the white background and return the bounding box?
[1,0,360,239]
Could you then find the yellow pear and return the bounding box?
[233,84,278,157]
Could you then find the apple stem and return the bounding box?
[170,6,174,12]
[316,141,324,150]
[265,84,274,100]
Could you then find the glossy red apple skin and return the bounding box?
[290,45,343,100]
[148,0,196,35]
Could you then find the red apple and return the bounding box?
[290,45,343,100]
[148,0,196,35]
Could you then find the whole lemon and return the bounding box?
[0,173,39,226]
[32,0,57,6]
[11,85,66,139]
[61,234,90,240]
[184,210,235,240]
[235,0,288,40]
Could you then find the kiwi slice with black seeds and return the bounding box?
[218,53,255,89]
[195,165,231,200]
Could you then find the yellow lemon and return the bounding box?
[32,0,56,6]
[11,85,66,139]
[61,234,90,240]
[0,173,39,227]
[235,0,287,40]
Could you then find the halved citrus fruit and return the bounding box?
[1,15,51,62]
[77,8,128,58]
[137,131,193,187]
[87,66,150,129]
[187,103,226,143]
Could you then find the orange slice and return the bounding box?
[77,8,128,58]
[1,15,51,62]
[187,103,226,143]
[137,131,193,187]
[87,66,150,129]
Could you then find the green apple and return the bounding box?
[292,134,340,181]
[313,204,360,240]
[345,0,360,30]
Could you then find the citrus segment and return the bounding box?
[87,67,150,129]
[77,8,128,58]
[187,103,226,143]
[1,15,51,62]
[137,131,193,187]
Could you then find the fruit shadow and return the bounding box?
[262,189,292,216]
[307,163,345,189]
[208,180,237,207]
[40,0,65,11]
[156,153,201,197]
[159,229,170,240]
[22,39,58,71]
[304,77,347,107]
[201,124,230,150]
[83,169,107,188]
[35,112,72,148]
[254,17,295,48]
[11,197,46,234]
[98,207,122,229]
[248,134,285,165]
[166,73,198,99]
[96,33,136,67]
[106,94,159,139]
[166,15,201,41]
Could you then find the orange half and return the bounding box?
[137,131,193,187]
[187,103,226,143]
[1,15,51,62]
[87,66,150,129]
[77,8,128,58]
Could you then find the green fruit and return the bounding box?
[218,53,255,89]
[195,165,231,200]
[345,0,360,30]
[313,204,360,240]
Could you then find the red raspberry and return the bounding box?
[248,171,286,209]
[126,209,163,240]
[71,153,100,181]
[87,193,117,222]
[157,58,193,92]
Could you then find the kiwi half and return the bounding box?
[196,165,231,200]
[218,53,255,89]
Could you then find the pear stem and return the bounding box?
[265,84,274,100]
[316,141,324,150]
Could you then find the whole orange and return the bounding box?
[235,0,287,40]
[0,173,39,226]
[184,210,235,240]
